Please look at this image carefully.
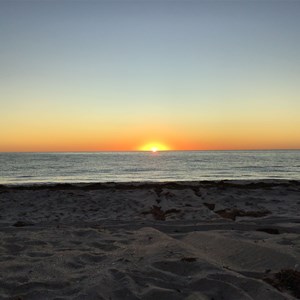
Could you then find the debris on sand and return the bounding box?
[264,269,300,299]
[203,202,215,211]
[256,228,280,235]
[13,221,34,227]
[181,257,197,262]
[215,209,270,221]
[142,206,181,221]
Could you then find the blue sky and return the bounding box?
[1,0,300,151]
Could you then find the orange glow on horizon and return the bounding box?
[1,122,300,152]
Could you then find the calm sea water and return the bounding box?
[0,151,299,184]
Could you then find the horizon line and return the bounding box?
[1,148,300,154]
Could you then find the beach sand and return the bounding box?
[0,180,299,299]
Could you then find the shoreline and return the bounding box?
[1,178,299,188]
[0,180,299,299]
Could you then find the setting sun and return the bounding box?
[139,143,170,152]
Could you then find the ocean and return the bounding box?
[0,150,299,184]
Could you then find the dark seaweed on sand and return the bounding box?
[216,209,270,221]
[256,228,280,235]
[181,257,197,262]
[264,269,300,299]
[203,202,215,211]
[142,206,181,221]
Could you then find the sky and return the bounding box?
[0,0,300,152]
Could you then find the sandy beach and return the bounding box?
[0,180,299,299]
